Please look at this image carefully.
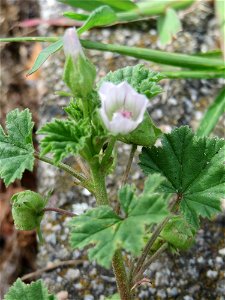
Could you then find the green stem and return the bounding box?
[134,243,168,283]
[101,136,116,168]
[34,152,92,191]
[112,250,133,300]
[133,215,171,277]
[81,39,224,70]
[1,37,224,70]
[89,159,109,206]
[121,144,137,186]
[162,70,225,79]
[89,158,131,299]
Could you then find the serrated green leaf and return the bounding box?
[11,190,47,231]
[0,109,34,186]
[64,99,84,121]
[161,216,196,250]
[197,87,225,137]
[27,39,63,76]
[60,0,137,12]
[105,294,120,300]
[139,126,225,228]
[69,174,168,268]
[157,8,182,45]
[77,5,117,35]
[38,118,90,163]
[99,64,164,100]
[4,278,56,300]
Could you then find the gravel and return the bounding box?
[35,1,225,299]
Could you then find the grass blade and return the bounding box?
[196,87,225,137]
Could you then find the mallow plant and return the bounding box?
[1,27,225,300]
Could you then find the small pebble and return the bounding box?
[183,296,194,300]
[56,291,68,300]
[207,270,218,279]
[65,268,80,280]
[219,248,225,256]
[84,295,94,300]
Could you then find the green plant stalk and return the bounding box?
[101,136,116,167]
[81,39,224,70]
[161,70,225,79]
[1,37,224,71]
[89,158,131,299]
[34,152,87,183]
[112,250,133,300]
[117,0,195,22]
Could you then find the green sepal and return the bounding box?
[11,190,48,231]
[161,216,196,250]
[119,113,162,146]
[63,55,96,98]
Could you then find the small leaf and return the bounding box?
[60,0,137,12]
[197,87,225,137]
[11,190,47,231]
[26,39,63,76]
[4,278,56,300]
[0,109,34,186]
[69,174,168,268]
[157,8,182,45]
[161,216,196,250]
[77,5,117,35]
[139,126,225,228]
[100,64,164,100]
[38,118,90,163]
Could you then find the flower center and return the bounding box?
[119,110,132,119]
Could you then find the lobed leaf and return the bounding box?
[4,278,56,300]
[139,126,225,228]
[0,109,34,186]
[38,118,90,163]
[99,64,164,99]
[69,174,169,268]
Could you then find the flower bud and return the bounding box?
[99,81,148,135]
[11,190,47,230]
[63,27,84,62]
[63,27,96,98]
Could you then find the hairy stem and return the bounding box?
[112,250,133,300]
[34,152,92,190]
[89,160,109,206]
[43,207,76,217]
[133,215,171,277]
[134,243,168,283]
[133,196,179,278]
[90,159,131,299]
[101,136,116,168]
[121,144,137,186]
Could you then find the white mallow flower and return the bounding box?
[99,81,148,135]
[63,27,84,61]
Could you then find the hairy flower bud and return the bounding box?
[63,27,84,62]
[63,27,96,97]
[99,81,148,135]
